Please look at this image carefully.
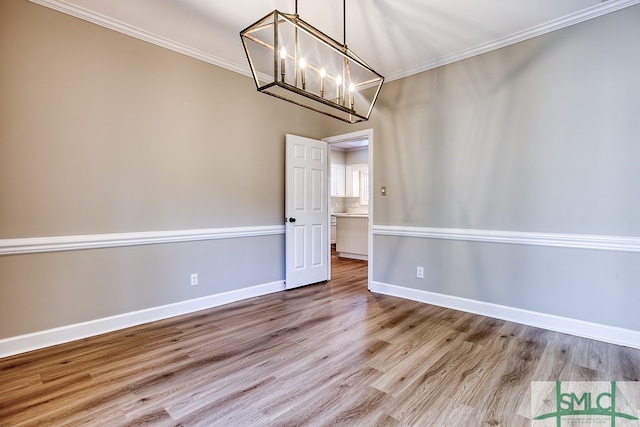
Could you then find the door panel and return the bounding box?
[293,225,306,270]
[285,134,329,289]
[311,169,323,211]
[311,224,323,266]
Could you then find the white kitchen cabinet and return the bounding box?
[358,166,369,205]
[331,163,345,197]
[345,165,359,197]
[335,215,368,260]
[330,215,336,245]
[332,163,368,198]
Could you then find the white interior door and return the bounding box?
[285,134,329,289]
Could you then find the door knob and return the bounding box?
[288,217,296,223]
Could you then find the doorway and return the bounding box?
[324,129,373,290]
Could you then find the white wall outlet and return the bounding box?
[190,273,198,286]
[416,266,424,279]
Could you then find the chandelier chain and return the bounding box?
[295,0,347,47]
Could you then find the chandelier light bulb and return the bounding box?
[349,83,355,109]
[299,58,306,89]
[280,47,287,81]
[320,68,326,97]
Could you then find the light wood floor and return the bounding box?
[1,256,639,426]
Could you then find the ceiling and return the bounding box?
[330,138,369,151]
[33,0,638,81]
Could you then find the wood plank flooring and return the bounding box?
[1,255,640,426]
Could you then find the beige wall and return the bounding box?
[0,0,332,239]
[0,0,331,338]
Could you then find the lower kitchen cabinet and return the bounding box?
[335,215,368,260]
[331,215,336,245]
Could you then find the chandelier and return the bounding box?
[240,0,384,123]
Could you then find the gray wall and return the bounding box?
[0,0,330,338]
[328,5,640,331]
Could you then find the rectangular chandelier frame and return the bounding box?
[240,10,384,123]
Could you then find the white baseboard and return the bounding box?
[0,280,285,359]
[370,281,640,349]
[338,252,368,261]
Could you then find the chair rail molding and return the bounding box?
[372,225,640,253]
[0,225,285,256]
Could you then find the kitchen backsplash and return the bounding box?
[331,197,368,214]
[331,197,345,213]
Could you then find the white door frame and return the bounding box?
[323,128,374,290]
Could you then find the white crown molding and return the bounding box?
[370,281,640,349]
[28,0,254,78]
[0,280,285,358]
[31,0,640,83]
[372,225,640,253]
[385,0,640,82]
[0,225,285,256]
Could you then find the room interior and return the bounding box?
[2,0,640,423]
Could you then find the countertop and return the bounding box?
[332,213,368,218]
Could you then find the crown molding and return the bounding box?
[29,0,640,83]
[385,0,640,82]
[28,0,254,78]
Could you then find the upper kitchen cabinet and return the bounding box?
[359,167,369,205]
[332,163,368,198]
[345,165,359,198]
[331,163,346,197]
[347,164,369,198]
